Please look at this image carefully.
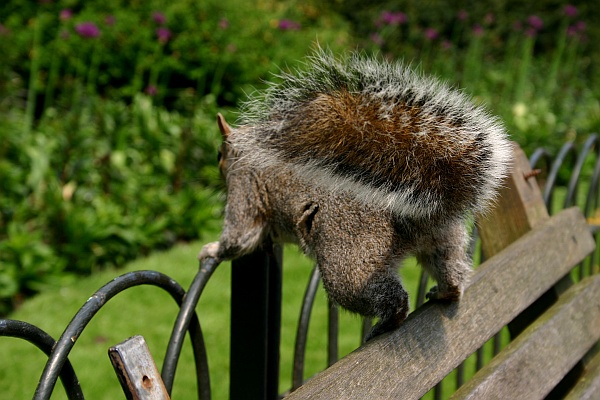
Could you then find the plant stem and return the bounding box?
[25,15,44,135]
[514,35,534,103]
[545,22,568,99]
[43,39,62,113]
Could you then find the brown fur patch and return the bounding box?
[271,90,486,214]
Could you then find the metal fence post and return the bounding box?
[230,245,283,399]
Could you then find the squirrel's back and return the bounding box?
[233,49,512,219]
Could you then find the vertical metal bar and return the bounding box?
[360,318,372,344]
[229,245,282,400]
[291,265,321,391]
[456,362,465,388]
[493,331,502,356]
[476,347,484,370]
[327,301,339,367]
[416,271,429,308]
[434,381,442,400]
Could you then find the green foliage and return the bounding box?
[0,0,351,110]
[0,97,223,314]
[0,0,351,314]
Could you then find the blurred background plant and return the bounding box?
[0,0,598,315]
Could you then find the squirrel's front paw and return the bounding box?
[198,241,220,261]
[426,285,462,302]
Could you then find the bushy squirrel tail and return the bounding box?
[234,48,512,219]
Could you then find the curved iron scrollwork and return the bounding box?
[1,260,219,400]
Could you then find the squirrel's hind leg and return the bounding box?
[417,220,472,301]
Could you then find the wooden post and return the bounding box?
[109,335,170,400]
[477,142,549,257]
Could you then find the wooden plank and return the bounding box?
[285,207,594,399]
[109,335,170,400]
[477,143,549,259]
[451,275,600,400]
[563,349,600,400]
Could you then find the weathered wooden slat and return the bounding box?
[109,335,170,400]
[451,275,600,400]
[285,207,595,399]
[563,349,600,400]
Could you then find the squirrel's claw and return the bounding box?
[198,241,220,261]
[426,285,462,302]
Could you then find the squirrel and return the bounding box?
[199,49,512,341]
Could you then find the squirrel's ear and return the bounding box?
[217,113,231,139]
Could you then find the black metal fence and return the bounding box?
[1,135,599,399]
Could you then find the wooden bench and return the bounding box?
[283,144,600,399]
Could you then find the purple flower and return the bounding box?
[424,28,439,41]
[59,9,72,21]
[484,13,495,25]
[156,27,172,43]
[525,27,538,38]
[472,24,484,37]
[377,11,407,27]
[564,5,578,18]
[145,85,158,96]
[527,15,543,31]
[441,40,452,50]
[105,15,116,26]
[152,12,167,25]
[219,18,229,29]
[75,22,100,38]
[567,21,586,39]
[457,10,468,22]
[278,19,301,31]
[513,21,523,32]
[370,32,384,46]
